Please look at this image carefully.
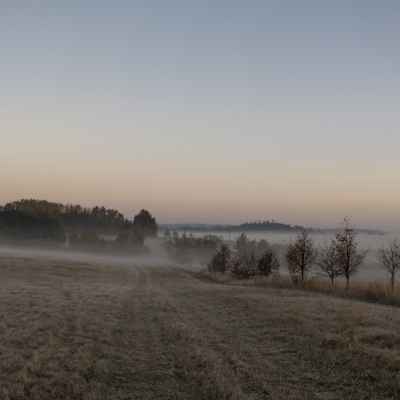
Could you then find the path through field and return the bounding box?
[0,256,399,399]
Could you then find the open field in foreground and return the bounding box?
[0,254,400,399]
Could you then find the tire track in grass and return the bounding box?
[149,266,320,399]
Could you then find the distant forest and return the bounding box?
[162,220,306,233]
[0,199,158,244]
[233,220,305,232]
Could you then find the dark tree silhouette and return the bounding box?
[164,228,171,238]
[209,244,231,274]
[284,229,317,283]
[133,209,158,237]
[257,251,280,279]
[315,238,341,287]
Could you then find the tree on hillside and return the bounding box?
[377,237,400,291]
[334,217,368,290]
[230,250,258,279]
[257,251,280,279]
[209,244,231,274]
[315,238,341,287]
[235,233,249,254]
[133,209,158,237]
[284,229,317,283]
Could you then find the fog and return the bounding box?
[0,241,173,269]
[1,231,399,283]
[184,230,399,282]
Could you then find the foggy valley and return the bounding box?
[2,1,400,399]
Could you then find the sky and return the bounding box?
[1,1,400,230]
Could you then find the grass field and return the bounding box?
[0,253,399,399]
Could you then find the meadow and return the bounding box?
[0,248,399,399]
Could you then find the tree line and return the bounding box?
[0,199,158,248]
[237,220,305,232]
[209,217,400,291]
[208,233,281,279]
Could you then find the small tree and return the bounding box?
[235,233,249,254]
[172,230,179,237]
[284,229,317,284]
[257,251,280,279]
[230,250,258,279]
[315,238,341,287]
[377,237,400,291]
[209,244,231,274]
[334,217,368,290]
[164,228,171,238]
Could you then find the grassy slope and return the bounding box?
[0,255,399,399]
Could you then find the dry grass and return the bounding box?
[0,255,132,399]
[203,272,400,306]
[1,254,400,399]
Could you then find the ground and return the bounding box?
[0,253,399,399]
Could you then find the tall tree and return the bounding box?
[315,238,341,287]
[377,237,400,291]
[284,229,317,283]
[334,217,368,290]
[133,209,158,237]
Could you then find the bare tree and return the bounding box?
[334,217,368,290]
[284,229,317,283]
[315,238,341,287]
[257,251,280,279]
[377,237,400,291]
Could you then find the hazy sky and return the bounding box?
[1,1,400,230]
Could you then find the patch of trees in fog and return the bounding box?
[207,217,400,292]
[68,230,150,255]
[0,199,157,254]
[208,233,283,279]
[162,234,223,267]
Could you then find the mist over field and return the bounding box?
[2,1,400,398]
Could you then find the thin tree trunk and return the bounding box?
[330,276,334,288]
[346,276,349,291]
[391,272,395,291]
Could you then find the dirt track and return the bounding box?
[109,265,400,399]
[1,257,399,399]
